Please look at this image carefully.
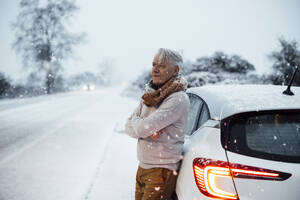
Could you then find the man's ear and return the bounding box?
[174,66,179,76]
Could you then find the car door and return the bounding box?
[176,93,236,200]
[221,110,300,200]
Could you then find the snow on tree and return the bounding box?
[192,52,255,74]
[186,72,221,87]
[186,51,256,87]
[11,0,85,94]
[133,70,152,91]
[268,38,300,86]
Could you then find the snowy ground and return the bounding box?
[0,86,140,200]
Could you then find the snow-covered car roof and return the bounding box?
[187,84,300,120]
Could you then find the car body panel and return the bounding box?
[226,151,300,199]
[176,127,235,200]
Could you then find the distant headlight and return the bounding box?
[90,85,95,91]
[83,85,88,91]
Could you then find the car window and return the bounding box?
[246,114,300,156]
[185,94,203,136]
[197,103,210,129]
[226,110,300,163]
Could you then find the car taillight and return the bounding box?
[193,158,291,200]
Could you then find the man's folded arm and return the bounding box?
[127,96,185,138]
[125,101,142,138]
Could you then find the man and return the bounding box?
[125,48,190,200]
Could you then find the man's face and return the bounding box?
[152,53,179,86]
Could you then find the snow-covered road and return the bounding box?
[0,86,139,200]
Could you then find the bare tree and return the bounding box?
[12,0,85,94]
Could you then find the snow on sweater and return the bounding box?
[125,91,190,170]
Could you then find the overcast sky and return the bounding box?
[1,0,300,84]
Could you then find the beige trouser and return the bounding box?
[135,166,177,200]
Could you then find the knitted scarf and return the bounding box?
[142,76,188,107]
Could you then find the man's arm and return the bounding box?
[125,101,142,138]
[126,94,187,138]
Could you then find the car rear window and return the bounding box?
[223,110,300,163]
[246,113,300,156]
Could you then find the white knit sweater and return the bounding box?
[125,81,190,170]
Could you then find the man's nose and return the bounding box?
[153,67,160,73]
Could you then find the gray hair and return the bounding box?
[157,48,183,68]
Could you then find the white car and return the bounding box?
[175,84,300,200]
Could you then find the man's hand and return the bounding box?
[149,129,163,140]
